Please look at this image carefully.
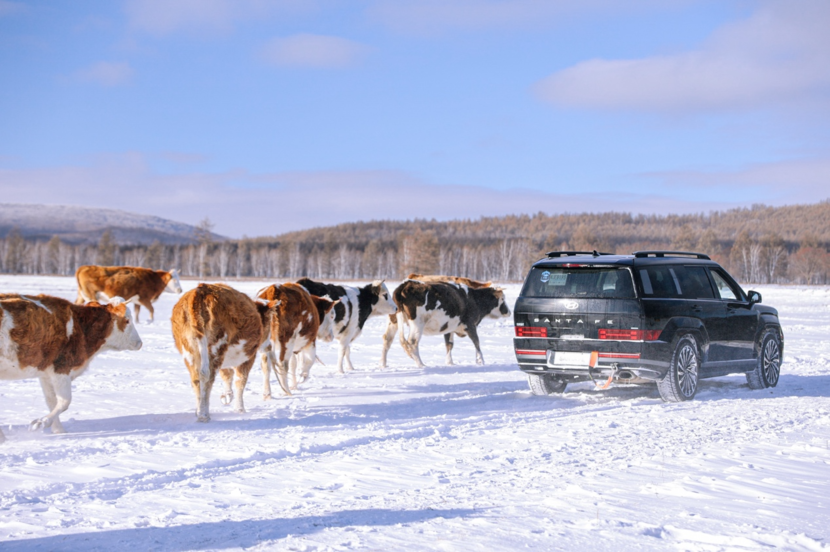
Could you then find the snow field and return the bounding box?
[1,276,829,551]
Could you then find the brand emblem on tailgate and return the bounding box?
[564,300,579,310]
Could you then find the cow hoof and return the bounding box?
[263,394,271,401]
[29,418,48,431]
[0,432,5,444]
[197,415,210,423]
[235,408,245,414]
[220,394,232,406]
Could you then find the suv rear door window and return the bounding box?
[639,265,715,299]
[522,267,635,298]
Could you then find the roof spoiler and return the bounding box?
[633,250,711,260]
[545,250,614,258]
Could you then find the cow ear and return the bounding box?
[107,303,128,316]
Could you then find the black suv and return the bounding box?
[513,251,783,402]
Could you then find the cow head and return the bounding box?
[104,301,143,351]
[314,297,339,342]
[165,269,183,294]
[371,280,397,315]
[487,288,511,319]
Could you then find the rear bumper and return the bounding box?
[514,337,671,381]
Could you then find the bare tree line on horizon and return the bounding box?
[2,203,830,285]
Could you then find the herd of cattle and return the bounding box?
[0,267,511,442]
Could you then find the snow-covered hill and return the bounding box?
[0,276,828,551]
[0,203,225,245]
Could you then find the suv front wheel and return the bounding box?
[528,373,567,396]
[746,329,781,389]
[657,334,700,402]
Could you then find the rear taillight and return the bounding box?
[515,349,546,356]
[515,326,547,337]
[598,329,661,341]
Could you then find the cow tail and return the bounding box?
[189,285,213,379]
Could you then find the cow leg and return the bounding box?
[194,366,217,422]
[275,357,292,395]
[467,326,485,365]
[31,373,71,433]
[335,338,350,374]
[133,303,141,324]
[343,342,355,372]
[405,321,426,368]
[141,300,155,323]
[444,333,455,366]
[0,427,5,444]
[270,346,292,396]
[288,353,299,390]
[232,357,255,413]
[298,343,316,384]
[380,315,398,368]
[219,368,234,406]
[187,340,217,422]
[260,350,273,400]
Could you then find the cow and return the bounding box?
[255,283,337,398]
[296,278,397,373]
[380,279,511,368]
[76,265,183,323]
[0,294,142,442]
[171,283,277,423]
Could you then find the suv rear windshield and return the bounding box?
[522,267,636,299]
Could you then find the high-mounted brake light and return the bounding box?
[562,263,585,268]
[515,326,547,338]
[598,329,661,341]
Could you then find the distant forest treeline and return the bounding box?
[2,202,830,284]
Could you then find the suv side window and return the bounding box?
[710,269,742,301]
[639,265,715,299]
[675,266,715,299]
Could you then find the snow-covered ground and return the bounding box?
[1,275,829,551]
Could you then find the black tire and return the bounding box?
[657,334,700,402]
[746,329,781,389]
[528,373,567,396]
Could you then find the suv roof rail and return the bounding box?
[546,250,614,258]
[633,250,711,260]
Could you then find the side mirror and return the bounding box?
[747,290,762,304]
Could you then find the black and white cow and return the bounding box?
[380,278,511,368]
[296,278,397,373]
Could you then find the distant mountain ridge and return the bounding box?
[0,203,225,245]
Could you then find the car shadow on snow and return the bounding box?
[0,507,479,552]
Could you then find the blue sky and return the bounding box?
[1,0,829,237]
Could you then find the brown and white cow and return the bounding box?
[380,278,511,368]
[0,294,142,442]
[256,283,337,398]
[76,265,183,323]
[296,278,397,373]
[171,283,276,423]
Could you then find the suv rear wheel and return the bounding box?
[746,329,781,389]
[528,373,567,396]
[657,334,700,402]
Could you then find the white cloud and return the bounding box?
[535,1,830,112]
[643,157,830,204]
[260,34,368,68]
[74,61,135,86]
[367,0,680,35]
[5,152,825,238]
[124,0,310,35]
